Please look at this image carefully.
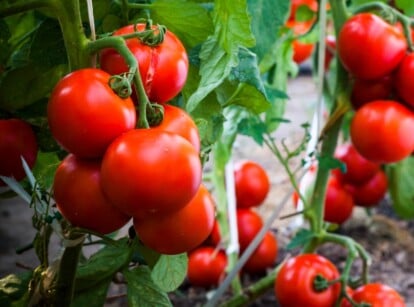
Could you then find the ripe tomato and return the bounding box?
[234,160,270,208]
[350,100,414,163]
[0,119,37,185]
[352,170,388,207]
[333,142,380,185]
[286,21,315,64]
[133,184,215,255]
[151,104,200,152]
[53,154,131,234]
[100,24,189,104]
[101,129,202,219]
[338,13,407,80]
[394,53,414,109]
[350,283,405,307]
[275,254,340,307]
[288,0,318,21]
[187,246,227,288]
[243,231,278,273]
[237,209,263,252]
[324,176,354,225]
[350,76,393,110]
[48,68,136,158]
[206,219,222,247]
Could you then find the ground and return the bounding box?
[1,75,414,306]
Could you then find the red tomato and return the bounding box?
[350,100,414,163]
[394,53,414,109]
[234,160,270,208]
[48,68,136,158]
[0,119,37,185]
[151,104,200,152]
[133,184,215,255]
[333,142,380,185]
[100,24,189,104]
[324,176,354,224]
[53,154,131,234]
[350,76,393,110]
[206,220,222,247]
[338,13,407,80]
[243,231,278,273]
[351,283,405,307]
[288,0,318,21]
[187,247,227,288]
[286,21,315,64]
[237,209,263,252]
[275,254,341,307]
[101,129,202,219]
[352,170,388,207]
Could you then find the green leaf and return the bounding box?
[286,228,315,250]
[237,115,268,145]
[0,272,32,307]
[31,151,60,189]
[151,254,187,292]
[151,0,214,49]
[395,0,414,16]
[72,278,112,307]
[124,266,172,307]
[317,155,343,172]
[386,157,414,219]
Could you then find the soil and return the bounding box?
[1,74,414,306]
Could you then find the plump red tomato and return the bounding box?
[48,68,136,158]
[101,129,202,219]
[324,176,354,225]
[394,53,414,109]
[351,76,393,110]
[351,170,388,207]
[350,283,405,307]
[275,254,341,307]
[338,13,407,80]
[100,24,189,104]
[234,160,270,208]
[187,246,227,288]
[333,142,380,185]
[53,154,131,234]
[350,100,414,163]
[237,209,263,252]
[286,21,315,64]
[243,231,278,273]
[151,104,200,152]
[133,184,215,255]
[0,119,38,185]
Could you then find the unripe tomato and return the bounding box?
[275,254,341,307]
[187,247,227,288]
[100,24,189,104]
[350,76,393,110]
[237,209,263,252]
[394,53,414,109]
[324,176,354,225]
[243,231,278,273]
[0,119,38,185]
[101,129,202,219]
[350,283,405,307]
[338,13,407,80]
[48,68,136,158]
[133,185,215,255]
[53,154,131,234]
[234,160,270,208]
[352,170,388,207]
[350,100,414,164]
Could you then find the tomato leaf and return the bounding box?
[151,254,187,292]
[386,157,414,219]
[124,266,172,307]
[286,228,315,250]
[0,272,32,306]
[72,277,112,307]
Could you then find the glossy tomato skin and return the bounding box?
[333,142,380,185]
[243,231,278,273]
[275,254,341,307]
[0,119,38,185]
[350,100,414,163]
[133,185,215,255]
[53,154,131,234]
[352,170,388,207]
[100,24,188,104]
[48,68,136,158]
[324,176,354,224]
[187,246,227,288]
[237,209,263,252]
[394,53,414,109]
[151,104,200,152]
[351,283,405,307]
[338,13,407,80]
[351,76,393,110]
[101,129,202,219]
[234,160,270,208]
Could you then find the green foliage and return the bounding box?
[151,254,187,292]
[395,0,414,15]
[0,272,32,307]
[286,228,315,250]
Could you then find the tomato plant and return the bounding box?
[324,176,354,225]
[243,231,278,273]
[394,52,414,109]
[236,209,264,252]
[0,119,38,185]
[286,21,315,64]
[351,169,388,207]
[350,76,393,110]
[348,283,405,307]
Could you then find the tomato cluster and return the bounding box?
[337,13,414,164]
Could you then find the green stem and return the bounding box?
[0,0,52,17]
